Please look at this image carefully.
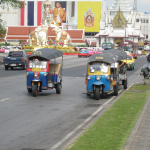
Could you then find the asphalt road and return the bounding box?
[0,55,147,150]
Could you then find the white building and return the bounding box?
[95,0,145,47]
[135,12,150,41]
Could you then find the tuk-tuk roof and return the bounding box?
[103,49,127,60]
[28,48,63,60]
[88,53,119,64]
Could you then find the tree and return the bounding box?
[0,0,24,39]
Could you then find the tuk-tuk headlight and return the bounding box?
[87,76,91,80]
[34,72,38,78]
[26,72,29,76]
[96,76,101,81]
[107,76,110,80]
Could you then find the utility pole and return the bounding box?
[133,0,137,11]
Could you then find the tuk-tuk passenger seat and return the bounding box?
[49,64,61,75]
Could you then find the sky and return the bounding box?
[105,0,150,12]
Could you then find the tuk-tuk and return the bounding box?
[26,48,63,97]
[86,50,127,100]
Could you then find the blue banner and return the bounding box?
[28,1,34,26]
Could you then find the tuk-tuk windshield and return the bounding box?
[90,63,108,73]
[29,60,47,69]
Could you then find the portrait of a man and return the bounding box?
[50,2,66,23]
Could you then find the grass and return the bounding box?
[67,84,150,150]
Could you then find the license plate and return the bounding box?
[11,58,16,60]
[10,64,16,66]
[32,68,41,72]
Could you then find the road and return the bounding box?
[0,55,147,150]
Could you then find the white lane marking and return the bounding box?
[1,98,10,102]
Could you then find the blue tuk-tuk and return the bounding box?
[26,48,63,97]
[86,50,127,100]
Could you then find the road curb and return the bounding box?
[123,92,150,150]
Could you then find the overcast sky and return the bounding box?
[105,0,150,12]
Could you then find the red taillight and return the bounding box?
[22,58,24,61]
[3,58,5,62]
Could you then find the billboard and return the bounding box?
[78,1,101,32]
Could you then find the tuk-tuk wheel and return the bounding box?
[124,79,127,90]
[114,85,118,96]
[28,89,32,93]
[33,84,38,97]
[95,86,100,100]
[56,84,61,94]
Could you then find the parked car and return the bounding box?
[87,48,95,56]
[0,48,5,53]
[78,49,89,57]
[3,51,28,70]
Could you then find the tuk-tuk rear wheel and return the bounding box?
[124,79,127,89]
[114,85,118,96]
[56,84,61,94]
[33,84,38,97]
[95,86,100,100]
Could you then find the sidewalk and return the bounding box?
[123,85,150,150]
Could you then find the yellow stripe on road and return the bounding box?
[1,98,10,102]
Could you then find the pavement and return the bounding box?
[123,88,150,150]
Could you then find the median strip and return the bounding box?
[67,84,150,150]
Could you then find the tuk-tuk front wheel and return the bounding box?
[94,86,100,100]
[33,84,38,97]
[56,84,61,94]
[114,85,118,96]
